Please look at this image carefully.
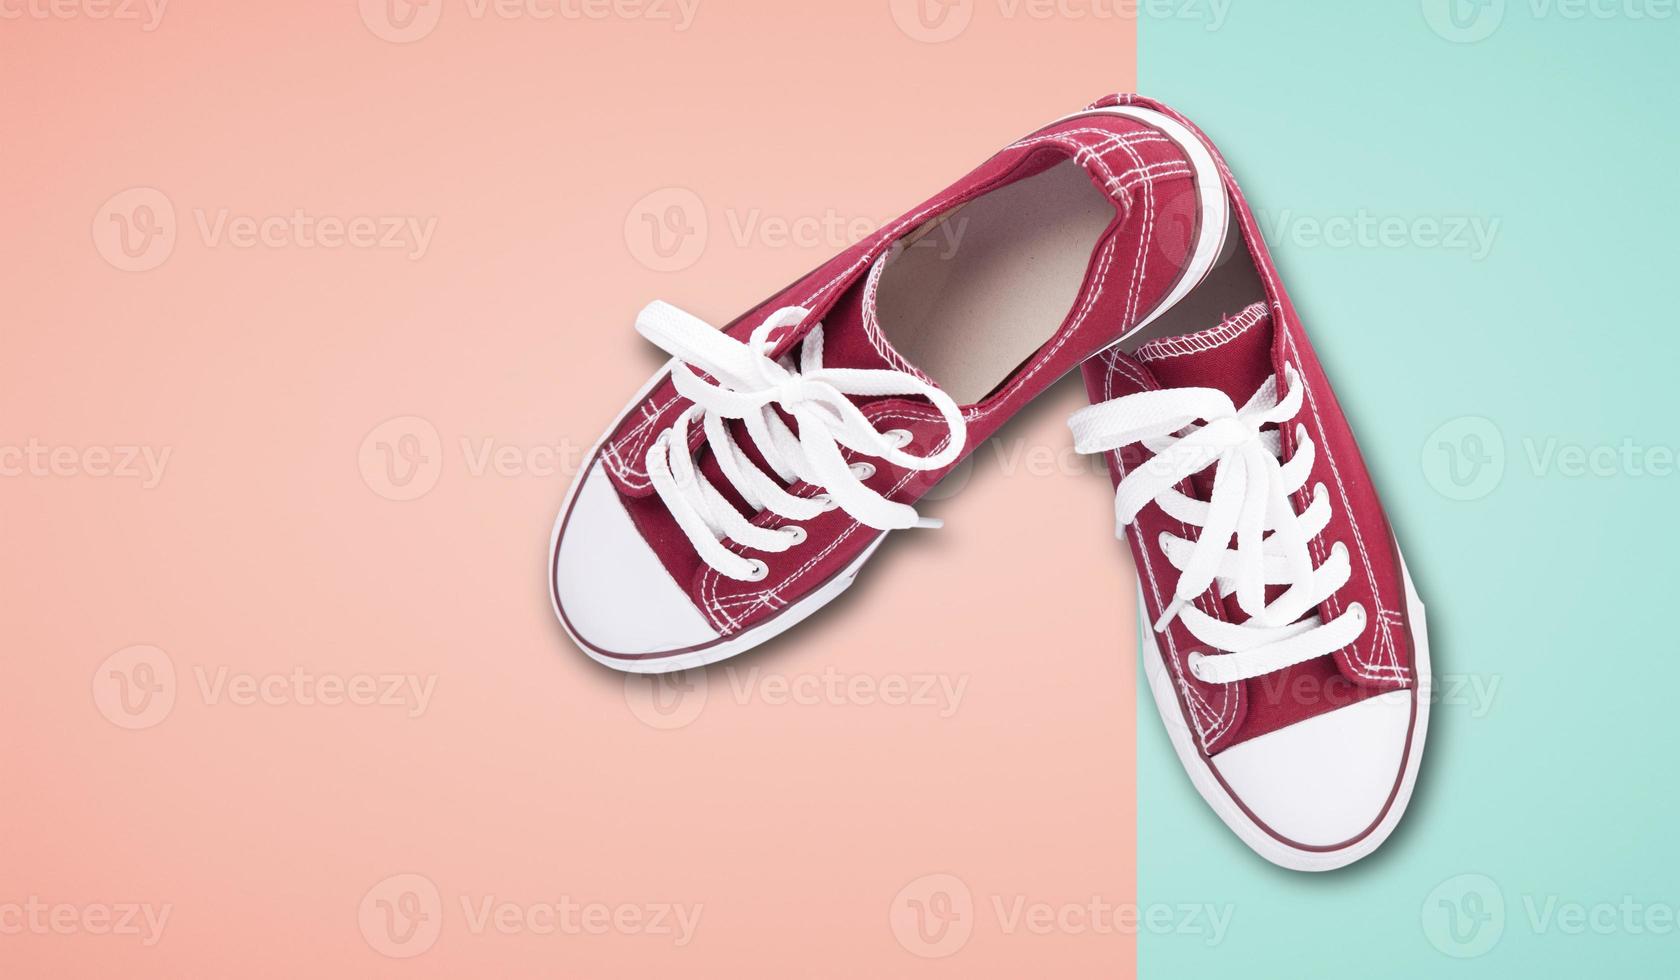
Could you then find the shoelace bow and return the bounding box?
[1068,365,1365,684]
[638,301,967,582]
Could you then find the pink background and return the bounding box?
[1,2,1139,975]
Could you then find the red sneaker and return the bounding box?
[551,97,1228,672]
[1070,95,1430,871]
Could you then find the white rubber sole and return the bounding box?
[1137,548,1432,872]
[549,105,1230,674]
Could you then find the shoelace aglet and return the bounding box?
[1153,596,1185,633]
[914,516,943,530]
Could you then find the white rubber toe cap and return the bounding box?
[1209,689,1415,849]
[553,463,719,658]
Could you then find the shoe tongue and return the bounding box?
[1134,302,1274,403]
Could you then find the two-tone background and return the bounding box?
[3,1,1675,976]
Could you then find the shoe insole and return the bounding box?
[875,159,1118,405]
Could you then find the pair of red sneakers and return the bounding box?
[549,94,1429,872]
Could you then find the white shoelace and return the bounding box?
[637,301,967,582]
[1068,365,1364,684]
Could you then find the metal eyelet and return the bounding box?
[812,493,837,512]
[886,428,913,448]
[743,559,770,582]
[781,525,807,546]
[851,462,876,481]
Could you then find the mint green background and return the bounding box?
[1139,2,1680,976]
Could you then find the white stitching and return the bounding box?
[1135,302,1268,363]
